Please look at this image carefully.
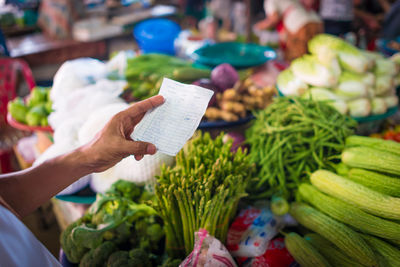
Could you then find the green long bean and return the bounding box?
[246,97,357,200]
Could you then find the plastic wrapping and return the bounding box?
[90,152,174,193]
[50,58,107,104]
[226,206,285,258]
[180,229,237,267]
[33,143,91,195]
[49,79,125,130]
[77,103,129,145]
[240,238,295,267]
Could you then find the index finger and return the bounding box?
[126,95,165,117]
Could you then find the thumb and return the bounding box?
[122,140,157,156]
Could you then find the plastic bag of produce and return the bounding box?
[78,102,129,145]
[106,50,136,79]
[113,152,174,185]
[180,229,237,267]
[49,80,125,129]
[226,206,286,258]
[53,117,85,148]
[90,152,174,193]
[51,58,107,103]
[238,238,295,267]
[33,143,91,195]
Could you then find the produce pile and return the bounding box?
[370,123,400,142]
[277,34,399,117]
[204,76,274,122]
[246,97,357,200]
[124,54,211,100]
[8,86,52,126]
[124,54,274,122]
[61,180,166,266]
[287,136,400,267]
[154,132,255,259]
[53,45,400,267]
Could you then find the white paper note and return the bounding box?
[131,78,214,156]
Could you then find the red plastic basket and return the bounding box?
[0,58,36,121]
[0,59,36,173]
[6,112,53,133]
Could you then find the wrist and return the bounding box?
[61,146,96,176]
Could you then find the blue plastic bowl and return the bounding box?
[133,18,181,55]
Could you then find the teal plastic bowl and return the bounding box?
[191,42,276,68]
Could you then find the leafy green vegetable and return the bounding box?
[291,55,338,87]
[335,71,368,100]
[107,251,133,267]
[375,58,398,76]
[347,98,371,117]
[384,95,399,108]
[371,97,388,115]
[79,241,117,267]
[361,72,376,87]
[61,217,91,263]
[246,97,357,200]
[302,87,348,114]
[277,68,308,96]
[129,248,151,266]
[362,50,383,69]
[375,75,394,96]
[308,34,369,74]
[61,180,165,265]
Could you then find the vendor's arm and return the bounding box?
[377,0,391,13]
[354,9,381,30]
[254,12,281,30]
[0,95,164,218]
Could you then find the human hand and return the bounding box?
[254,20,268,31]
[80,95,164,172]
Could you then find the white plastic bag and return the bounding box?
[49,80,125,130]
[78,102,129,145]
[113,152,174,184]
[90,152,174,193]
[33,143,91,195]
[106,50,136,78]
[90,167,119,194]
[53,117,85,147]
[51,58,107,103]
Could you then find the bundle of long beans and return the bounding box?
[154,132,254,258]
[246,97,357,200]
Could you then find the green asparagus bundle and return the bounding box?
[154,132,254,258]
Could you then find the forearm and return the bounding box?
[354,9,372,21]
[377,0,391,13]
[258,18,279,30]
[0,95,164,218]
[0,147,93,218]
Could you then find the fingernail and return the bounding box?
[147,145,156,154]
